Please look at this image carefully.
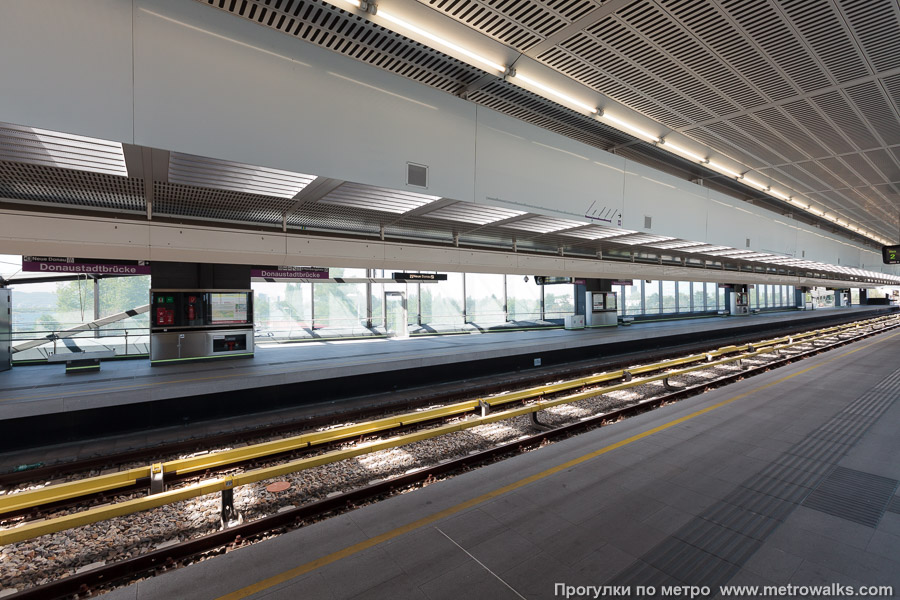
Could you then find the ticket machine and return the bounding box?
[729,284,750,316]
[150,289,254,364]
[585,291,618,327]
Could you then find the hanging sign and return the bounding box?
[22,256,150,275]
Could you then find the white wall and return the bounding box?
[0,0,895,278]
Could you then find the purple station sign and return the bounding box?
[251,266,330,280]
[22,256,150,275]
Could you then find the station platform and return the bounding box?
[105,311,900,600]
[0,306,895,453]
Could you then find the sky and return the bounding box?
[0,254,61,292]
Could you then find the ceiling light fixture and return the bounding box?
[707,161,742,178]
[600,111,659,142]
[659,140,707,163]
[325,0,506,73]
[768,189,790,201]
[377,10,506,73]
[740,175,768,190]
[511,73,597,114]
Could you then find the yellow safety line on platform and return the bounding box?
[215,329,900,600]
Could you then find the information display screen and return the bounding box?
[606,293,617,311]
[209,293,250,324]
[882,245,900,264]
[592,293,604,311]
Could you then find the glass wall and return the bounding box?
[466,273,506,324]
[677,281,692,312]
[544,285,574,319]
[508,275,542,321]
[645,281,661,314]
[421,271,464,325]
[248,271,806,339]
[624,282,642,316]
[706,283,717,312]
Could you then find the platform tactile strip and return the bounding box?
[608,362,900,594]
[802,466,899,527]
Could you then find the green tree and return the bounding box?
[56,276,150,316]
[36,314,61,333]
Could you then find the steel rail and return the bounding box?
[1,316,896,545]
[0,314,893,521]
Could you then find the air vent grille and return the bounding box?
[153,181,293,224]
[0,161,143,212]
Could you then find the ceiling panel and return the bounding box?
[196,0,900,240]
[0,161,143,212]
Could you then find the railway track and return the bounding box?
[1,314,897,598]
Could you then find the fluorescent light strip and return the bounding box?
[601,113,659,142]
[660,140,707,163]
[707,161,742,178]
[377,10,506,73]
[769,189,790,200]
[512,73,597,114]
[741,176,768,190]
[325,0,505,73]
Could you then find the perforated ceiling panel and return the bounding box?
[318,182,441,214]
[422,201,525,225]
[168,153,316,199]
[523,0,900,239]
[0,161,143,212]
[153,181,296,224]
[500,215,585,234]
[420,0,600,53]
[0,121,128,177]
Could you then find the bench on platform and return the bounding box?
[46,350,116,374]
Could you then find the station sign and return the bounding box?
[392,273,448,281]
[610,280,634,286]
[251,266,330,280]
[882,245,900,264]
[534,276,573,285]
[22,256,150,275]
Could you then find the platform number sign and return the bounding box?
[883,245,900,264]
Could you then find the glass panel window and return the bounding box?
[645,280,661,314]
[677,281,692,312]
[706,282,717,311]
[691,282,705,312]
[507,275,541,321]
[718,286,725,310]
[252,281,312,338]
[750,285,759,309]
[544,285,575,319]
[420,271,464,326]
[625,282,642,315]
[465,273,506,324]
[314,279,366,328]
[661,281,676,313]
[616,285,625,315]
[850,288,860,305]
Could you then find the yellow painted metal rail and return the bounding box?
[0,314,894,546]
